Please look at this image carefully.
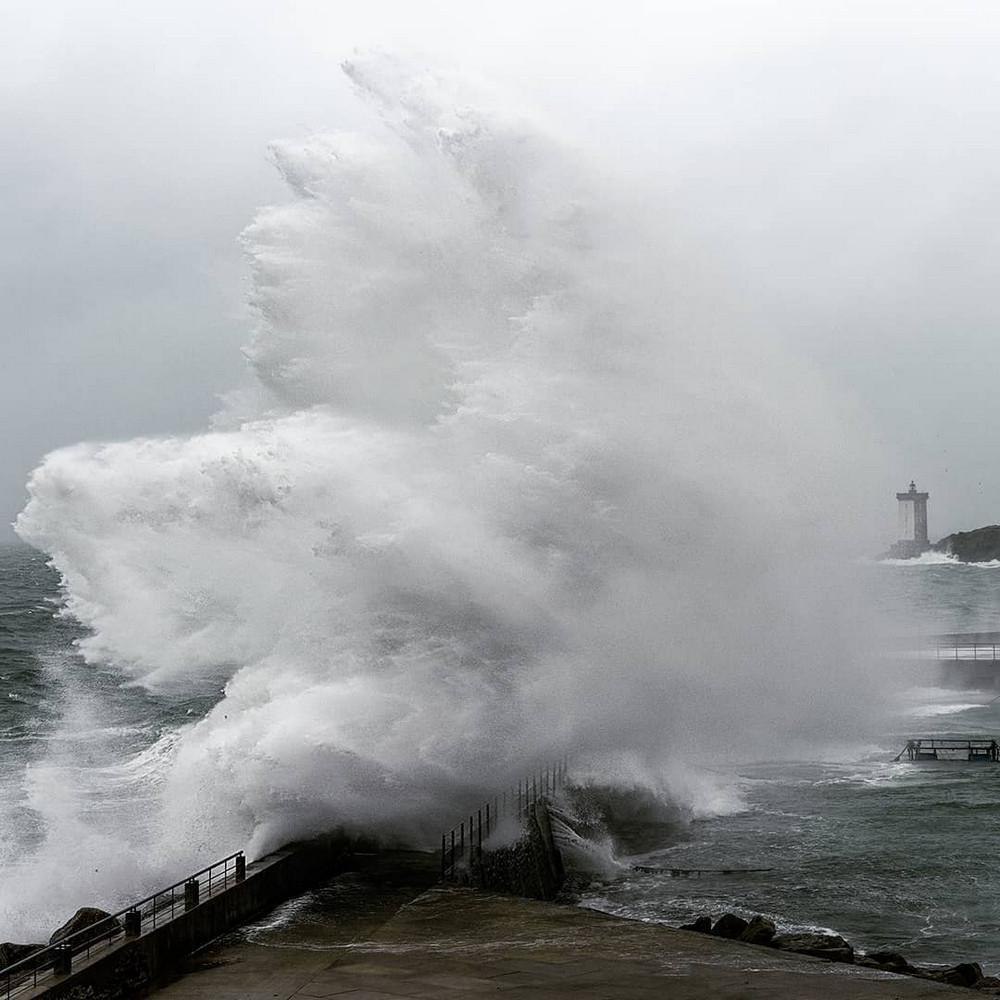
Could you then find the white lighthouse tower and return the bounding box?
[888,481,930,559]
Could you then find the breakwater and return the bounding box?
[7,766,572,998]
[148,875,966,1000]
[1,835,357,1000]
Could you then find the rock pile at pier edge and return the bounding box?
[682,911,997,990]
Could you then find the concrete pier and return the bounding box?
[149,853,962,1000]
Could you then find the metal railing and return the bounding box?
[891,632,1000,662]
[440,762,569,881]
[895,738,1000,762]
[0,851,245,1000]
[938,642,999,662]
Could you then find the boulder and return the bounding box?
[0,942,43,969]
[49,907,121,948]
[738,915,776,946]
[923,963,983,988]
[907,963,985,987]
[711,913,749,940]
[772,932,854,964]
[974,975,1000,990]
[679,916,712,933]
[954,963,986,987]
[857,950,912,973]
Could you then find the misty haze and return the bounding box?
[2,4,1000,996]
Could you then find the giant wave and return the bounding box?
[9,53,888,938]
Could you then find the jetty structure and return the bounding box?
[885,481,930,559]
[885,631,1000,687]
[895,738,1000,762]
[0,762,985,999]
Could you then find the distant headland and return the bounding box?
[931,525,1000,563]
[882,481,1000,562]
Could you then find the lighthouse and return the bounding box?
[887,481,930,559]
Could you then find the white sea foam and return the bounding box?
[906,702,986,717]
[7,54,889,938]
[899,685,993,718]
[878,551,1000,568]
[876,552,961,567]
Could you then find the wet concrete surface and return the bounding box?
[150,851,970,999]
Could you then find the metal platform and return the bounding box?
[896,738,999,762]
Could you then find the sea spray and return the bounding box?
[9,53,886,938]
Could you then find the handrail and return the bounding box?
[440,761,569,881]
[0,850,245,999]
[894,738,1000,762]
[889,633,1000,661]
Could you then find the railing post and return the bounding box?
[477,808,483,859]
[485,801,491,838]
[235,854,246,882]
[184,878,200,911]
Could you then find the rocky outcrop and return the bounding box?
[933,526,1000,563]
[49,907,121,948]
[916,963,984,988]
[857,950,913,973]
[676,907,1000,989]
[738,915,775,946]
[679,915,712,933]
[857,954,991,990]
[0,942,43,969]
[680,910,1000,988]
[772,932,854,964]
[710,913,748,939]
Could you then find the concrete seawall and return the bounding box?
[34,836,357,999]
[32,805,972,1000]
[31,796,564,998]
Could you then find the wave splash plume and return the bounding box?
[12,54,881,936]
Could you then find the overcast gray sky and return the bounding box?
[3,0,1000,546]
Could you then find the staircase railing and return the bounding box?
[440,761,569,880]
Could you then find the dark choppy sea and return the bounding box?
[0,543,223,937]
[4,541,1000,970]
[581,557,1000,973]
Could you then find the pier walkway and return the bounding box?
[150,854,964,1000]
[893,631,1000,662]
[889,632,1000,687]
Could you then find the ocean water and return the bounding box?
[5,536,1000,973]
[2,55,993,967]
[579,560,1000,973]
[0,542,224,938]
